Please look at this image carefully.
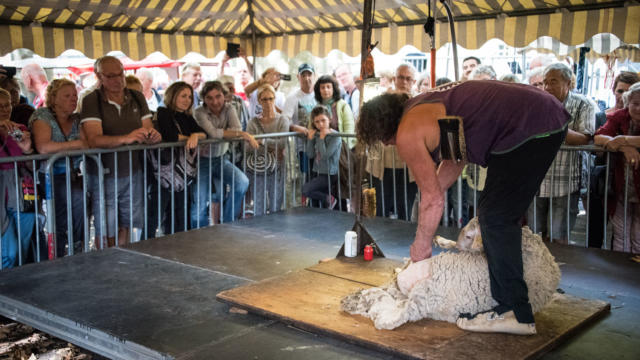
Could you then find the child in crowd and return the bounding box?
[302,106,342,209]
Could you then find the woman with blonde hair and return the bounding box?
[246,84,289,216]
[29,78,87,257]
[2,88,36,267]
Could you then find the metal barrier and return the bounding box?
[1,136,638,270]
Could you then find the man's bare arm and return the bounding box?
[83,121,145,148]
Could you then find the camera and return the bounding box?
[9,128,23,142]
[0,66,17,78]
[279,74,292,81]
[226,43,240,59]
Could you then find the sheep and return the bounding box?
[341,218,561,330]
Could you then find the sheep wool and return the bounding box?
[341,226,561,330]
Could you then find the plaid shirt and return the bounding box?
[538,91,596,197]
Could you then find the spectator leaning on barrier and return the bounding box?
[80,55,161,248]
[302,106,342,209]
[246,84,289,216]
[527,62,596,243]
[29,78,88,257]
[1,88,36,268]
[156,81,206,233]
[193,81,257,226]
[594,82,640,254]
[20,63,49,109]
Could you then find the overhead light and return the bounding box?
[389,22,398,30]
[31,21,42,27]
[175,31,184,36]
[497,13,507,20]
[84,25,94,32]
[133,27,142,34]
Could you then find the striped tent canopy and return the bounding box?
[0,0,638,60]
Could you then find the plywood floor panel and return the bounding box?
[217,258,610,360]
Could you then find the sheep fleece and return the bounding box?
[341,227,561,330]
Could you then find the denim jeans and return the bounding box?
[190,155,249,228]
[1,208,35,268]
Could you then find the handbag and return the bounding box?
[245,150,277,173]
[147,111,197,192]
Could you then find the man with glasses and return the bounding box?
[81,56,161,247]
[394,63,417,95]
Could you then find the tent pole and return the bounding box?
[247,0,258,79]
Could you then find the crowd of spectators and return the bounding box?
[1,51,640,269]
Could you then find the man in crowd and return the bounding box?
[461,56,481,81]
[181,63,203,107]
[366,63,418,221]
[334,64,360,119]
[219,75,250,131]
[394,64,417,95]
[469,65,497,81]
[136,68,163,112]
[527,62,596,243]
[80,55,161,247]
[527,67,545,90]
[20,63,49,108]
[282,63,316,206]
[220,46,254,101]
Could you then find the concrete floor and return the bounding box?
[0,207,638,359]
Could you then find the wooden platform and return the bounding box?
[217,257,610,360]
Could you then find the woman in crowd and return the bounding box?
[1,88,36,268]
[155,81,205,233]
[29,78,87,256]
[313,75,355,149]
[0,76,34,126]
[246,84,288,216]
[594,82,640,254]
[193,81,257,226]
[416,75,431,94]
[302,106,341,208]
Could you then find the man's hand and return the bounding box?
[242,132,260,150]
[144,128,162,144]
[410,239,432,262]
[125,128,148,145]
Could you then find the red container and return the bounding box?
[364,245,373,261]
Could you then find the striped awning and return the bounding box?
[0,1,637,60]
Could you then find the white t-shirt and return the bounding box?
[283,88,316,126]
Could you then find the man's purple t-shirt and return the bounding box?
[404,80,569,166]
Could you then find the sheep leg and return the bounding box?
[397,259,432,295]
[433,235,457,249]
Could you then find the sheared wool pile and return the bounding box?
[341,226,560,330]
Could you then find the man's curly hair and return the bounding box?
[357,92,410,145]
